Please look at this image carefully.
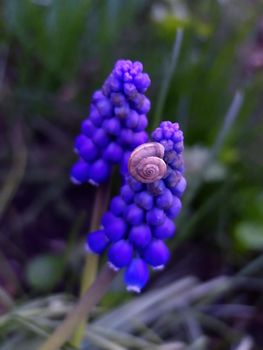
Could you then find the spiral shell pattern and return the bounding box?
[128,142,167,183]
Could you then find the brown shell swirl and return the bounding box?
[128,142,167,183]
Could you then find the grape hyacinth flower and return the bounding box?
[70,60,150,186]
[86,121,186,292]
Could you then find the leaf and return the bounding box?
[234,221,263,250]
[26,254,64,291]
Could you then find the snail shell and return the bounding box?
[128,142,167,183]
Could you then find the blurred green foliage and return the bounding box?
[3,0,90,86]
[2,0,146,89]
[26,253,64,291]
[233,190,263,251]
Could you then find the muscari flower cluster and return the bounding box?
[70,60,150,185]
[86,121,187,292]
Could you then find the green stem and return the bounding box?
[39,265,117,350]
[70,255,98,346]
[183,90,244,209]
[152,28,184,129]
[71,180,112,347]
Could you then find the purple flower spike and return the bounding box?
[71,60,151,185]
[86,117,186,291]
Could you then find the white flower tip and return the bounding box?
[108,262,119,272]
[152,265,165,271]
[70,177,81,185]
[84,242,92,253]
[88,179,99,187]
[126,285,141,293]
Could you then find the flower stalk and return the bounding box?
[71,180,112,347]
[39,264,117,350]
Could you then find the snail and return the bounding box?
[128,142,167,183]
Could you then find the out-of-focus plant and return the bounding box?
[2,0,147,89]
[233,189,263,251]
[3,0,92,87]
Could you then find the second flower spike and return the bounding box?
[86,121,187,292]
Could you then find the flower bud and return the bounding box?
[124,259,149,293]
[129,225,151,248]
[146,208,165,226]
[153,217,175,239]
[70,160,90,184]
[86,230,109,254]
[108,240,133,269]
[143,240,170,269]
